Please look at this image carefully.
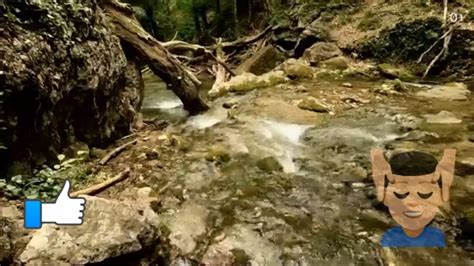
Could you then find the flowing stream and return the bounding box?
[140,73,474,264]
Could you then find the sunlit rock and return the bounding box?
[298,97,330,113]
[320,56,349,70]
[19,196,165,265]
[281,59,314,79]
[424,110,462,124]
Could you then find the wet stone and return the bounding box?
[257,156,284,172]
[298,97,329,113]
[320,56,349,70]
[342,82,353,88]
[424,111,462,124]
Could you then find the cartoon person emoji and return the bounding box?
[370,148,456,247]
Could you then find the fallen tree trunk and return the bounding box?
[101,1,209,115]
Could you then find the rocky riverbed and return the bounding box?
[3,57,473,264]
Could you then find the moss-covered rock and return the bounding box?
[320,56,349,70]
[377,64,417,81]
[281,59,314,79]
[257,157,283,172]
[302,42,342,66]
[0,1,144,175]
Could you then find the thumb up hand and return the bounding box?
[24,180,86,229]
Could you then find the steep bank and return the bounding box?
[272,0,473,79]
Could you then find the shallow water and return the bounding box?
[140,74,474,264]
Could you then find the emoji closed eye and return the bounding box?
[417,192,433,199]
[394,191,409,199]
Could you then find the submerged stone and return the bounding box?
[257,156,284,172]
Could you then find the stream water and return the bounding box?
[140,73,474,264]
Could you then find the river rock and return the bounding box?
[0,217,14,264]
[165,203,209,254]
[281,59,313,79]
[302,42,342,65]
[424,111,462,124]
[456,158,474,177]
[205,145,231,163]
[202,224,282,265]
[342,82,353,88]
[415,82,470,101]
[19,196,164,265]
[257,157,284,172]
[377,63,416,81]
[298,97,329,113]
[320,56,349,70]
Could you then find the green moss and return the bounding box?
[357,11,381,31]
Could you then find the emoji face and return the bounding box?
[383,173,443,231]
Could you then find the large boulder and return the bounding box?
[281,59,314,79]
[302,42,343,66]
[0,1,144,175]
[19,195,167,265]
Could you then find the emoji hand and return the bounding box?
[24,180,86,229]
[370,148,392,201]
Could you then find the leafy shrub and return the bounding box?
[0,155,89,200]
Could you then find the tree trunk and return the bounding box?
[101,1,209,115]
[232,0,239,38]
[215,0,221,14]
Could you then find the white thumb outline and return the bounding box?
[41,179,86,226]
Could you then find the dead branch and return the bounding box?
[162,41,236,76]
[71,168,131,197]
[210,38,228,94]
[421,0,453,78]
[417,29,452,64]
[423,28,453,78]
[214,25,273,50]
[99,139,137,165]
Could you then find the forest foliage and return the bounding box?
[122,0,364,43]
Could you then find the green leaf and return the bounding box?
[57,154,66,161]
[11,175,24,184]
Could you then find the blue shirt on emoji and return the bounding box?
[381,226,445,247]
